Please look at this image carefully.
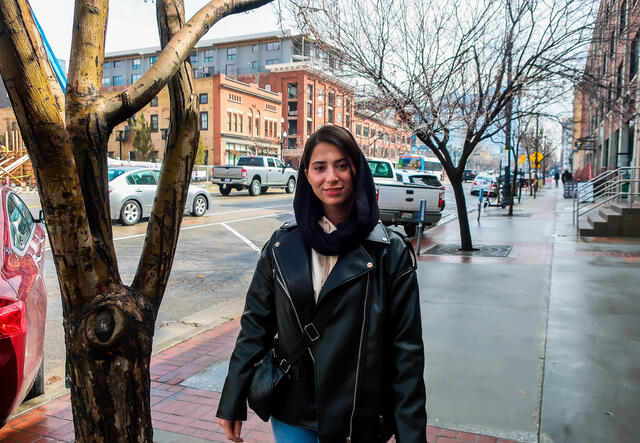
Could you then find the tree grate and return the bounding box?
[422,244,513,257]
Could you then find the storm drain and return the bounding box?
[181,359,230,392]
[422,244,513,257]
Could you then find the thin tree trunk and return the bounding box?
[450,178,474,251]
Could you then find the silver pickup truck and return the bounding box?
[368,158,445,236]
[211,156,298,196]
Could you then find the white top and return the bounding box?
[311,217,339,302]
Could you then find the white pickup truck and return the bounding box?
[211,155,298,196]
[368,157,445,236]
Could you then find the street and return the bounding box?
[17,181,474,386]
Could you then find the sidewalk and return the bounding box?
[2,187,638,442]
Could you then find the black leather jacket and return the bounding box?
[217,221,426,443]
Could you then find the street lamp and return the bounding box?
[280,117,286,161]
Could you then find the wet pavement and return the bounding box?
[3,186,639,442]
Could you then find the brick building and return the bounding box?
[573,0,640,181]
[353,114,412,160]
[106,75,282,165]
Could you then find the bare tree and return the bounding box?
[0,0,271,440]
[285,0,596,250]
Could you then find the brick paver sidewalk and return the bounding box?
[1,319,520,443]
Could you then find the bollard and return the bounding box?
[416,199,427,255]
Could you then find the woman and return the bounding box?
[216,126,426,442]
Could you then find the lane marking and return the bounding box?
[43,211,293,251]
[221,222,261,253]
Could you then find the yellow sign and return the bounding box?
[529,152,544,163]
[518,154,526,165]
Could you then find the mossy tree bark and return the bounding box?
[0,0,272,440]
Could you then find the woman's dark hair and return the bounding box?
[300,126,361,173]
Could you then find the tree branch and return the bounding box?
[100,0,273,128]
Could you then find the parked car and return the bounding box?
[108,167,211,225]
[0,188,47,428]
[210,156,297,196]
[462,169,477,182]
[368,159,445,236]
[470,174,498,197]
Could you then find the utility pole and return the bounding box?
[503,27,513,210]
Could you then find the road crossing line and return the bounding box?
[221,222,261,253]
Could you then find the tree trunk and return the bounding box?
[450,177,474,251]
[65,288,156,441]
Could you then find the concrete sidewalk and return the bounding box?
[2,187,638,442]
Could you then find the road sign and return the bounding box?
[529,152,544,163]
[518,154,526,165]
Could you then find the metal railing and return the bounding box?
[573,166,640,232]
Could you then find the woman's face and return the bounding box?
[305,141,355,218]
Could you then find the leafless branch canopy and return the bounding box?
[285,0,596,177]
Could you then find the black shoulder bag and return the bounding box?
[248,297,340,422]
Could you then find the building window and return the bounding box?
[131,73,141,83]
[150,114,159,132]
[328,108,334,124]
[227,112,232,131]
[248,110,253,134]
[199,93,208,104]
[252,44,259,53]
[255,111,260,136]
[233,113,238,132]
[363,127,369,137]
[226,64,237,76]
[190,52,198,64]
[346,114,351,128]
[346,99,351,109]
[112,75,123,86]
[288,101,298,117]
[150,56,157,65]
[371,129,376,138]
[288,83,298,99]
[307,102,313,117]
[288,120,297,135]
[204,50,214,62]
[356,124,361,135]
[631,33,639,79]
[252,60,258,70]
[239,114,243,133]
[102,77,111,87]
[200,112,208,130]
[620,0,627,33]
[328,92,335,107]
[266,59,279,65]
[318,89,324,102]
[227,47,237,60]
[617,63,624,98]
[337,96,342,107]
[265,120,269,136]
[113,60,121,68]
[104,61,111,69]
[150,96,158,107]
[337,112,342,123]
[132,58,141,70]
[266,42,280,51]
[307,120,312,134]
[318,105,323,117]
[307,85,313,100]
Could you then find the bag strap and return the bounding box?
[285,296,343,365]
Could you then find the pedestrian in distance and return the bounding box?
[216,125,427,443]
[554,171,560,188]
[561,169,572,184]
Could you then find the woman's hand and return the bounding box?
[217,418,244,442]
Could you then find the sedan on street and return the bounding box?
[109,167,211,225]
[0,188,47,428]
[470,174,498,197]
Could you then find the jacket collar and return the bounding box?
[273,221,389,311]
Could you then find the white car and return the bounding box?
[108,167,211,225]
[395,169,444,188]
[470,174,498,197]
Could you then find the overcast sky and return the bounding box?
[29,0,282,62]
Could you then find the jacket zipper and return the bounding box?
[347,274,370,442]
[272,248,315,364]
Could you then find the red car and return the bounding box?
[0,187,47,427]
